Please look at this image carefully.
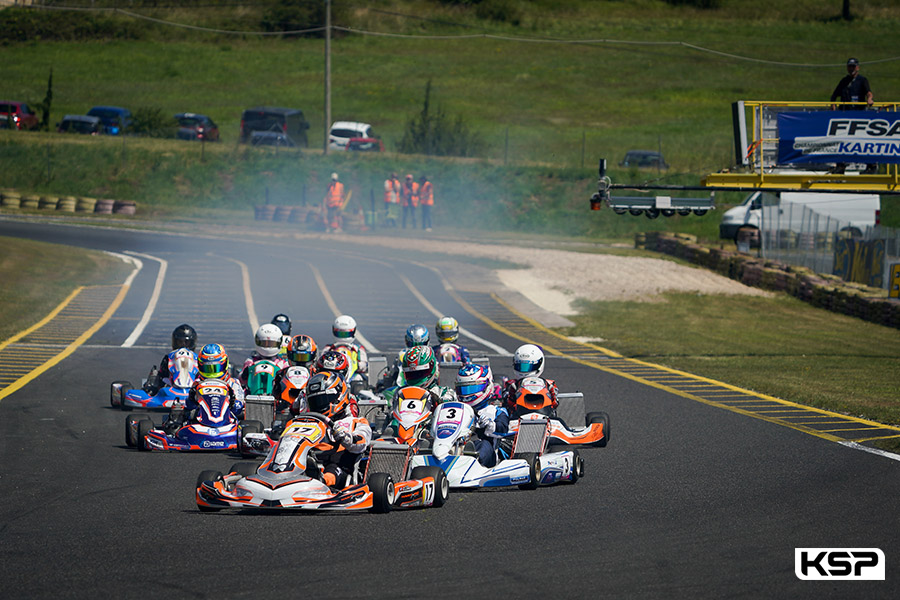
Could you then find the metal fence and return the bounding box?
[761,200,900,289]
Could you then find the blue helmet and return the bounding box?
[405,324,429,348]
[455,363,493,411]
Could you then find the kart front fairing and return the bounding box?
[509,412,605,446]
[123,385,189,410]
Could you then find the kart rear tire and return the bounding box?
[196,470,223,512]
[586,411,610,447]
[125,413,150,447]
[110,380,130,408]
[568,450,585,484]
[229,462,259,478]
[518,453,541,490]
[368,472,395,514]
[137,418,154,451]
[410,466,449,508]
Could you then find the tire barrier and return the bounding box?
[57,196,77,212]
[39,196,59,210]
[254,205,275,221]
[640,231,900,330]
[273,206,292,222]
[21,195,40,210]
[0,191,21,209]
[76,197,97,212]
[113,201,136,215]
[94,198,115,214]
[288,206,311,223]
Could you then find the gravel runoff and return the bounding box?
[315,232,771,319]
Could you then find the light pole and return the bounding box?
[324,0,331,154]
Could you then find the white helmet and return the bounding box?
[513,344,544,378]
[254,323,283,358]
[333,315,357,340]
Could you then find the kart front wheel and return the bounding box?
[125,413,150,447]
[586,411,610,447]
[137,418,154,451]
[368,473,395,514]
[110,380,132,408]
[229,462,259,478]
[518,453,541,490]
[568,450,585,484]
[410,466,449,508]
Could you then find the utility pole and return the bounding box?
[324,0,331,154]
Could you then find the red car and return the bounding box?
[0,101,40,130]
[175,113,220,142]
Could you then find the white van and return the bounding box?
[719,191,880,240]
[328,121,375,150]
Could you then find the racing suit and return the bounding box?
[240,352,290,389]
[502,377,559,418]
[170,376,245,431]
[318,413,373,489]
[433,342,471,364]
[322,340,369,385]
[472,401,510,468]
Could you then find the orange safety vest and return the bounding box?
[419,181,433,206]
[384,178,400,204]
[402,181,419,208]
[326,181,344,208]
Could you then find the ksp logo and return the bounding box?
[795,548,885,580]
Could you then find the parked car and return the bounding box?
[329,121,375,150]
[250,130,296,147]
[57,115,101,135]
[0,101,40,130]
[346,137,384,152]
[240,107,309,147]
[174,113,219,142]
[620,150,668,170]
[87,106,133,135]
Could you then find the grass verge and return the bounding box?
[0,235,132,341]
[562,291,900,452]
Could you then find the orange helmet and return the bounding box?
[316,349,350,380]
[305,371,350,419]
[289,334,317,368]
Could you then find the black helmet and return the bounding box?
[172,324,197,351]
[271,313,292,337]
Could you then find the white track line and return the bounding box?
[223,256,259,335]
[307,262,379,354]
[396,272,510,355]
[119,251,164,348]
[839,441,900,462]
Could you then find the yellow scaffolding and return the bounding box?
[703,101,900,192]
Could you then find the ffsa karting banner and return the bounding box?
[777,111,900,164]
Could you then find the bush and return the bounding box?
[399,80,484,158]
[0,7,144,44]
[131,107,177,138]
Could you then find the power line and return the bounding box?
[24,4,900,67]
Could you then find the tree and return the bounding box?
[37,68,52,132]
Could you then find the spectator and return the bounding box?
[830,57,873,109]
[383,171,401,227]
[419,175,434,231]
[401,173,419,229]
[324,172,345,233]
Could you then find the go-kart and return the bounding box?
[125,379,239,451]
[409,401,584,489]
[377,386,434,444]
[196,412,449,513]
[111,348,198,411]
[506,377,609,448]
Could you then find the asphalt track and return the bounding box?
[1,218,898,599]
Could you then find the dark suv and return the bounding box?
[240,107,309,147]
[0,101,40,130]
[87,105,133,135]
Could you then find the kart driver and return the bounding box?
[374,323,430,392]
[146,323,199,395]
[432,316,471,364]
[304,371,373,489]
[380,345,456,436]
[501,344,559,417]
[270,313,292,355]
[170,343,245,431]
[456,363,509,468]
[321,315,369,388]
[240,323,290,389]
